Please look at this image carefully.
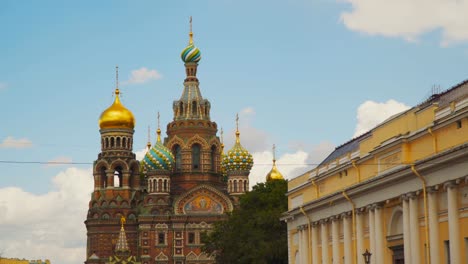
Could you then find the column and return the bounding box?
[402,195,411,262]
[343,213,352,264]
[301,226,309,263]
[368,208,375,264]
[332,217,340,264]
[374,205,385,264]
[428,187,440,264]
[446,181,461,264]
[106,169,114,188]
[356,210,365,264]
[321,220,330,264]
[312,223,319,264]
[298,228,304,264]
[409,193,421,264]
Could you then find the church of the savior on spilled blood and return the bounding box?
[84,22,284,264]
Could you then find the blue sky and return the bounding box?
[1,0,468,262]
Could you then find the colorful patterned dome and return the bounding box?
[222,131,253,173]
[142,129,174,171]
[99,89,135,129]
[181,43,201,63]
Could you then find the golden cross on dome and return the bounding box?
[114,65,121,96]
[147,126,151,149]
[236,113,239,132]
[157,111,161,130]
[189,16,194,45]
[273,144,277,163]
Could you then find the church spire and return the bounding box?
[174,17,210,121]
[115,216,130,254]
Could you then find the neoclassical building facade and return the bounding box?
[282,81,468,264]
[84,22,254,264]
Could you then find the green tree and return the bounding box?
[202,179,288,264]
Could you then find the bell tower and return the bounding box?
[85,67,141,263]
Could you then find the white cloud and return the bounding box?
[44,156,73,168]
[340,0,468,45]
[249,150,309,188]
[0,136,33,149]
[123,67,162,85]
[0,167,92,264]
[289,140,335,167]
[354,99,410,137]
[135,148,147,161]
[0,83,7,91]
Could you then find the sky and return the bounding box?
[1,0,468,263]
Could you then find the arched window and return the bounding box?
[211,145,217,171]
[192,101,197,116]
[114,166,123,188]
[158,179,162,192]
[192,144,201,169]
[116,137,121,148]
[163,179,168,192]
[105,138,109,148]
[122,137,127,149]
[173,145,182,171]
[234,180,238,193]
[179,102,184,116]
[110,137,115,148]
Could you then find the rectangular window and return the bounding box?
[188,232,195,244]
[444,240,451,264]
[158,232,165,245]
[465,238,468,261]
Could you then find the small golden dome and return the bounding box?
[266,160,285,182]
[99,88,135,129]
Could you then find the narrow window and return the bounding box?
[211,145,217,171]
[179,102,183,116]
[192,101,197,116]
[234,180,238,193]
[192,144,201,169]
[188,232,195,244]
[173,145,182,171]
[110,137,115,148]
[122,137,127,149]
[158,232,165,245]
[163,179,168,192]
[116,137,121,148]
[456,120,462,129]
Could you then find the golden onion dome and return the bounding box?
[99,88,135,129]
[266,160,285,182]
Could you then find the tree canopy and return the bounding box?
[202,179,288,264]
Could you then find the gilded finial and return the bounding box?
[156,112,161,143]
[235,113,240,143]
[120,215,126,228]
[147,126,151,149]
[189,16,194,45]
[115,65,120,95]
[273,144,277,164]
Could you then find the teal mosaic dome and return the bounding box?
[142,131,174,171]
[222,131,254,172]
[181,44,201,63]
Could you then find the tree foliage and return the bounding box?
[202,179,288,264]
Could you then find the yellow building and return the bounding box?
[282,80,468,264]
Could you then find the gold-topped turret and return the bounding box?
[266,144,285,182]
[99,67,136,130]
